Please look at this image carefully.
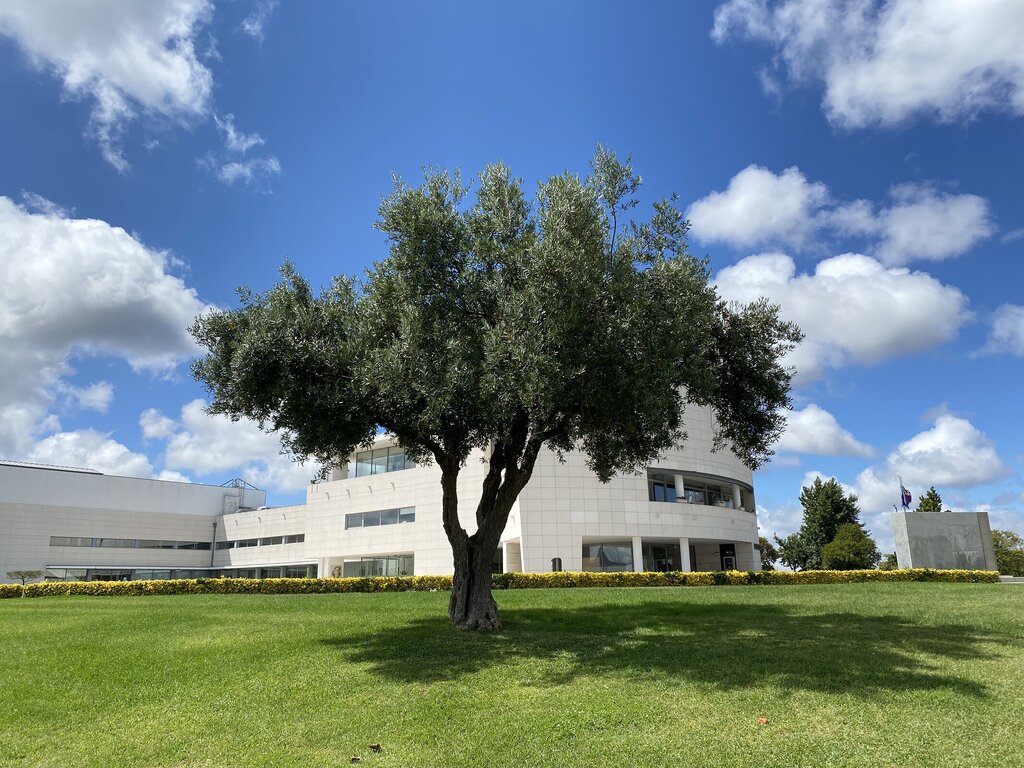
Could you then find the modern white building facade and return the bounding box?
[1,405,761,583]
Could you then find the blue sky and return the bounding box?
[1,1,1022,550]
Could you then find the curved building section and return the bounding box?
[513,403,759,574]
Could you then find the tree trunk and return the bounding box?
[438,437,539,631]
[448,538,501,630]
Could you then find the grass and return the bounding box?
[1,584,1022,768]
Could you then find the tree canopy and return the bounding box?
[821,523,881,570]
[191,148,802,629]
[758,536,779,571]
[775,477,863,571]
[915,486,943,512]
[992,529,1024,577]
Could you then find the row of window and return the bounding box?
[345,507,415,529]
[354,446,416,477]
[215,533,305,550]
[647,476,744,508]
[50,536,212,550]
[43,565,317,582]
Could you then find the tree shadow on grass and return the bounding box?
[323,600,1014,698]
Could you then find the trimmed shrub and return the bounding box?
[6,567,998,600]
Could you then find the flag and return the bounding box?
[899,476,912,510]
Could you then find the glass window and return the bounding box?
[355,451,373,477]
[399,507,415,523]
[362,510,381,527]
[97,538,135,548]
[345,513,362,529]
[284,533,305,544]
[380,508,399,526]
[582,542,633,572]
[215,540,234,550]
[370,448,389,475]
[284,565,314,578]
[237,538,259,548]
[260,536,283,546]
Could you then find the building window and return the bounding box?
[354,446,416,477]
[260,536,284,546]
[284,533,305,544]
[345,507,415,530]
[50,536,214,550]
[48,536,92,547]
[215,540,234,550]
[236,539,259,548]
[582,542,633,572]
[342,554,413,577]
[682,480,732,507]
[648,477,677,503]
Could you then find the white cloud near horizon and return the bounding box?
[26,429,154,478]
[147,399,322,493]
[688,165,994,264]
[0,196,211,459]
[712,0,1024,128]
[715,252,971,383]
[0,0,214,171]
[775,404,874,458]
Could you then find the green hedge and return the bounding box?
[0,568,999,599]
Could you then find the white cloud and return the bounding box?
[715,252,971,382]
[26,429,153,478]
[1001,228,1024,244]
[686,165,828,249]
[775,404,874,458]
[152,399,321,492]
[64,381,115,413]
[240,0,278,43]
[712,0,1024,128]
[201,114,281,187]
[976,304,1024,357]
[0,196,211,458]
[873,184,995,266]
[689,166,994,263]
[140,408,177,440]
[157,469,192,483]
[0,0,214,170]
[216,156,281,186]
[855,414,1007,514]
[214,113,265,153]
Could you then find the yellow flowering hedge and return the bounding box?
[0,568,998,599]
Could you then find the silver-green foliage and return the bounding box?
[190,148,802,628]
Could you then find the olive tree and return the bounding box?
[191,148,801,630]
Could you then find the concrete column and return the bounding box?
[674,474,686,502]
[732,484,742,509]
[679,538,691,572]
[501,541,510,574]
[317,558,329,578]
[631,536,644,572]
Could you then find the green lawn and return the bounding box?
[1,584,1022,768]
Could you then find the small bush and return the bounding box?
[0,584,24,599]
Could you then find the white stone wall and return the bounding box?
[213,504,309,569]
[0,464,266,582]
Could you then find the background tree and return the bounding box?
[774,477,862,570]
[821,524,881,570]
[758,536,779,571]
[992,530,1024,576]
[191,148,801,630]
[6,570,43,585]
[915,486,943,512]
[878,552,899,571]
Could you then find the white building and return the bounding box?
[1,405,761,583]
